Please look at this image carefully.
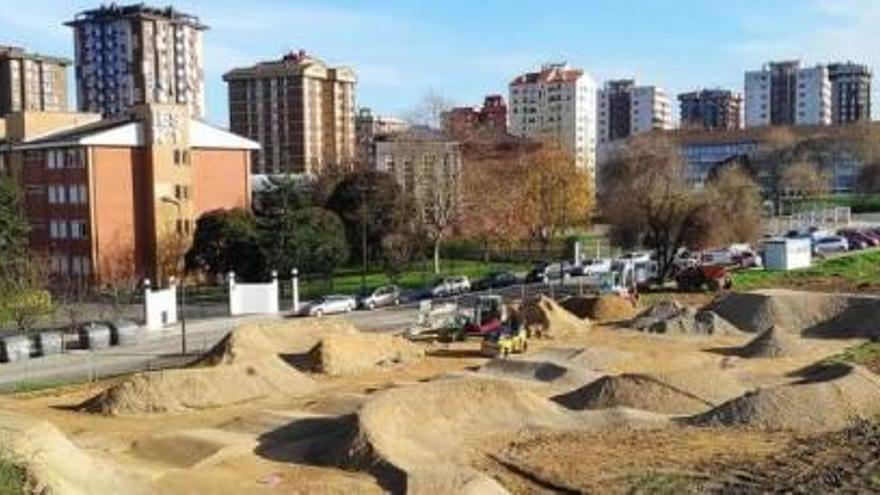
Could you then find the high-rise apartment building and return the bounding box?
[744,61,831,127]
[597,79,673,144]
[66,4,207,119]
[0,46,70,118]
[678,89,742,131]
[224,50,357,176]
[828,62,872,124]
[508,63,597,175]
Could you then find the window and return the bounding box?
[49,220,68,239]
[71,256,90,276]
[70,220,89,239]
[48,185,66,204]
[174,184,189,201]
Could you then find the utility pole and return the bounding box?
[161,195,187,356]
[360,181,368,295]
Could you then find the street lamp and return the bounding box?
[160,195,187,356]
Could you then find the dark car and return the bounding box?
[838,230,871,250]
[525,263,550,284]
[472,271,519,291]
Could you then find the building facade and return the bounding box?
[373,127,462,219]
[508,63,597,176]
[828,62,872,124]
[0,104,258,284]
[442,94,508,138]
[355,107,407,167]
[678,89,742,131]
[0,46,70,118]
[224,50,356,176]
[66,4,207,119]
[598,79,673,144]
[744,61,831,127]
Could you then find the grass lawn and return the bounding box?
[821,341,880,373]
[299,259,530,298]
[732,250,880,292]
[0,458,25,495]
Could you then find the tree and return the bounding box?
[601,135,716,281]
[0,176,29,257]
[856,162,880,194]
[0,257,52,333]
[380,233,412,283]
[262,207,349,277]
[706,165,764,246]
[255,175,311,218]
[185,209,267,281]
[779,161,829,198]
[406,89,454,129]
[522,144,593,252]
[325,170,408,266]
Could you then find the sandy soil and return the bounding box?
[0,292,875,494]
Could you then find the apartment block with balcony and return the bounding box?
[224,50,356,177]
[744,61,832,128]
[678,89,742,131]
[0,45,70,118]
[66,3,207,118]
[828,62,872,124]
[597,79,673,144]
[0,104,258,285]
[508,62,597,177]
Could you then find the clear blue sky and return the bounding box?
[3,0,878,126]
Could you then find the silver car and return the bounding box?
[307,295,356,317]
[358,285,401,310]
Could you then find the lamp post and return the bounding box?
[160,196,187,356]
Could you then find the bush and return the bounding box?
[0,458,25,495]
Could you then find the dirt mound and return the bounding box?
[202,318,359,365]
[706,289,880,337]
[79,319,363,415]
[521,295,591,339]
[525,346,634,371]
[688,363,880,431]
[478,358,604,393]
[306,332,425,377]
[735,326,809,358]
[554,368,748,415]
[80,358,317,415]
[630,302,741,336]
[129,428,257,469]
[560,295,637,321]
[0,411,150,495]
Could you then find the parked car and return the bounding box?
[838,230,871,250]
[525,263,551,284]
[859,229,880,246]
[430,276,471,297]
[472,271,519,291]
[306,295,356,317]
[732,250,763,268]
[357,285,401,310]
[570,258,612,276]
[813,236,849,255]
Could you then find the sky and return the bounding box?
[2,0,879,126]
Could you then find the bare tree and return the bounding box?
[706,165,764,246]
[601,135,717,281]
[406,89,455,129]
[380,233,412,283]
[779,161,829,198]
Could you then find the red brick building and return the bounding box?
[0,104,258,285]
[442,95,508,138]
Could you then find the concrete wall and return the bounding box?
[228,272,279,316]
[144,280,178,330]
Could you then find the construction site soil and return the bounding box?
[1,289,879,494]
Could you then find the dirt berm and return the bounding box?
[521,295,591,339]
[553,368,748,415]
[560,295,638,321]
[687,363,880,431]
[334,377,668,493]
[305,332,425,376]
[706,289,880,337]
[0,411,150,495]
[629,301,741,336]
[80,318,415,415]
[734,326,811,358]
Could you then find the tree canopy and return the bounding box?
[0,175,29,257]
[185,208,267,281]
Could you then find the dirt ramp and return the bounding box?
[81,359,317,415]
[554,368,748,415]
[560,295,637,321]
[688,363,880,431]
[0,411,150,495]
[306,332,425,376]
[521,295,591,339]
[707,289,880,337]
[129,428,257,469]
[478,358,604,393]
[735,326,809,358]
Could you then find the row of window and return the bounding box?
[50,255,91,276]
[49,220,89,240]
[47,184,88,205]
[46,149,86,169]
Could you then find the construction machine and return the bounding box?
[480,326,528,358]
[438,295,508,342]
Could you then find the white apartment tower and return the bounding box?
[744,61,831,127]
[597,79,673,144]
[66,4,207,118]
[508,63,597,177]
